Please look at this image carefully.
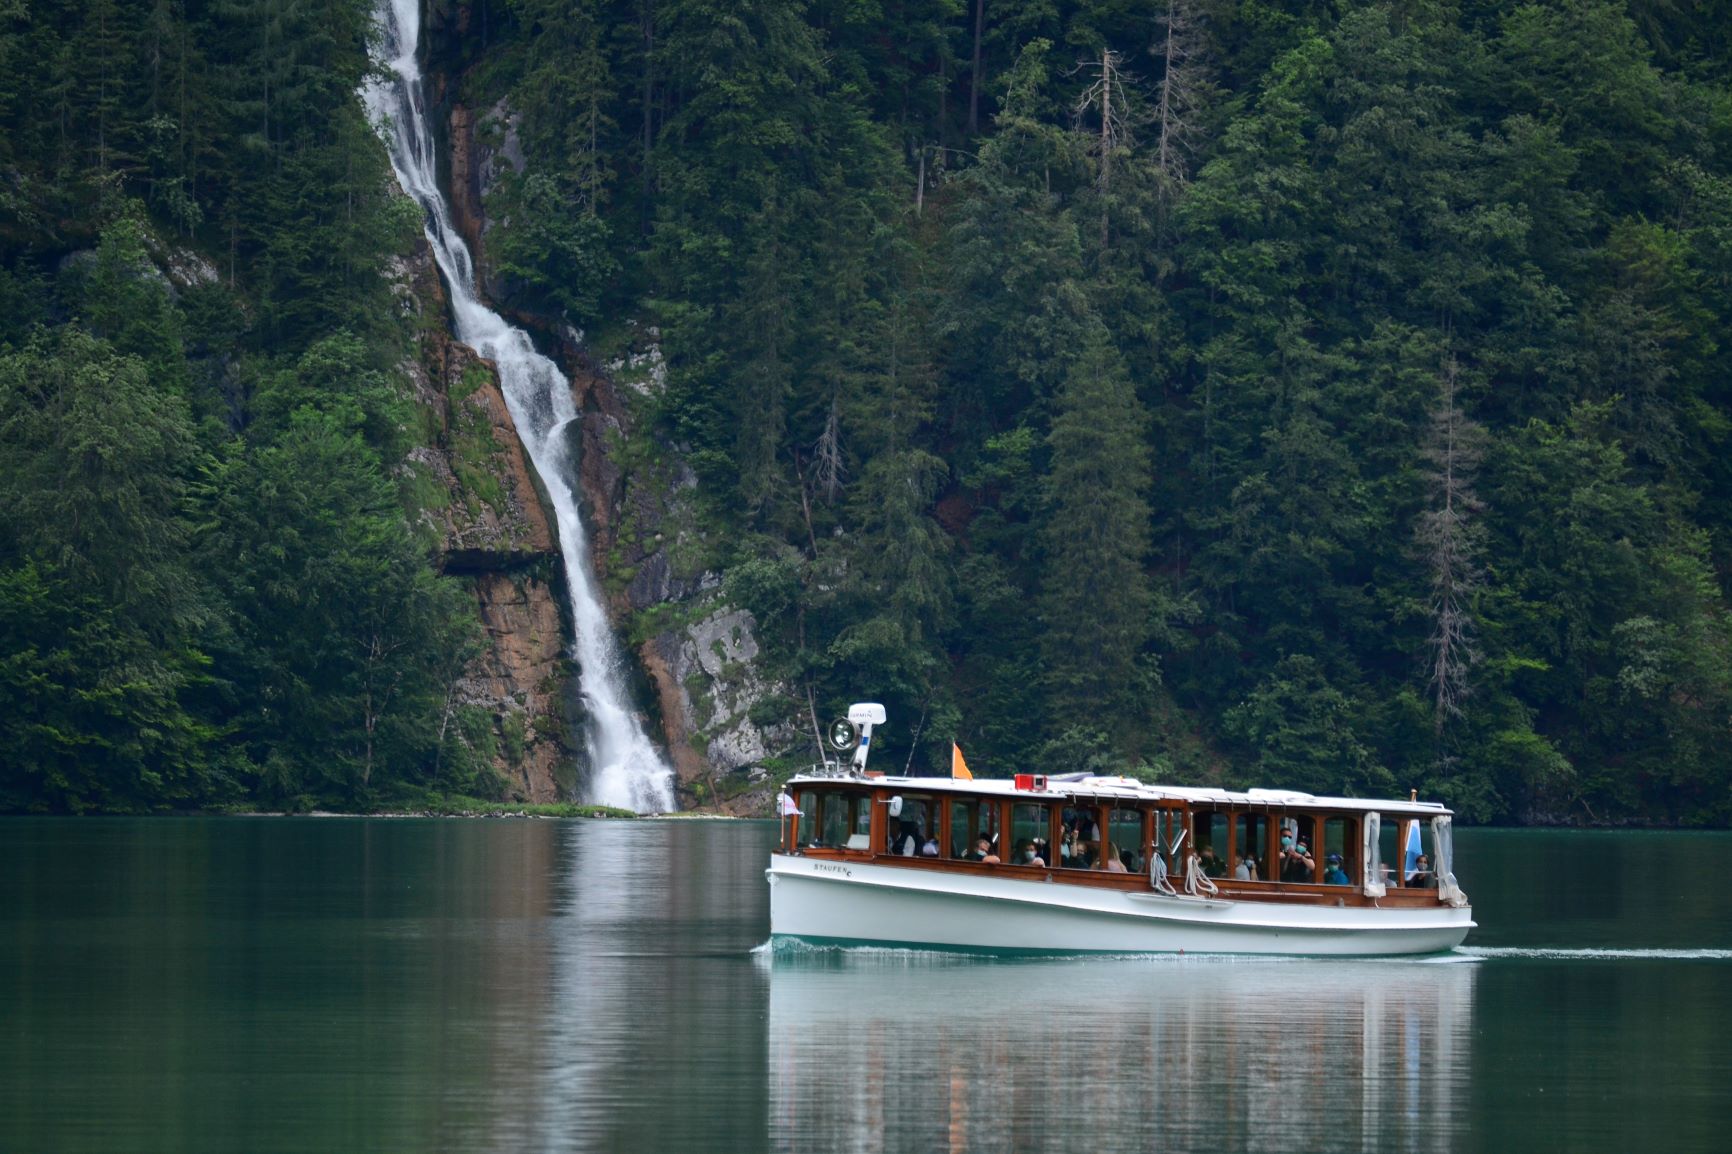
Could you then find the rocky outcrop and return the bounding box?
[476,100,525,204]
[397,240,553,565]
[446,97,522,301]
[412,338,555,570]
[458,571,573,803]
[639,608,801,812]
[448,104,484,266]
[391,235,575,804]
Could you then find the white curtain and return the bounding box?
[1363,812,1387,898]
[1432,816,1467,906]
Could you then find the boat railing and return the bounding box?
[799,759,858,780]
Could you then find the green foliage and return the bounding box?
[1037,317,1153,727]
[12,0,1732,825]
[0,560,221,813]
[0,4,481,814]
[1223,656,1393,798]
[501,711,529,766]
[493,172,619,321]
[0,323,217,812]
[200,409,478,803]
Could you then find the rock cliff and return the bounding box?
[394,238,575,804]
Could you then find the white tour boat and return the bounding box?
[767,704,1473,957]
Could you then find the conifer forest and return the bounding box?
[4,0,1732,825]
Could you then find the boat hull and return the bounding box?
[768,854,1473,957]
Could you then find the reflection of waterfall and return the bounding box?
[764,954,1476,1151]
[363,0,672,812]
[534,820,774,1149]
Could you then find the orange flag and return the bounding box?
[951,742,974,780]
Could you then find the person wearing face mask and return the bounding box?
[1279,832,1315,883]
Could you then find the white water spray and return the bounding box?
[365,0,674,812]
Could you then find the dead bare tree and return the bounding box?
[969,0,987,134]
[1416,356,1487,732]
[810,395,845,503]
[359,630,409,789]
[1074,49,1136,252]
[1152,0,1208,235]
[806,684,827,763]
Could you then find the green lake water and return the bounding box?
[2,819,1729,1152]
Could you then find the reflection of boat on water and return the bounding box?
[770,704,1474,957]
[764,950,1476,1153]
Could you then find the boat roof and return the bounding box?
[784,771,1453,817]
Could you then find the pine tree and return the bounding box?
[1037,316,1153,727]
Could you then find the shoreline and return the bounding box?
[0,803,763,821]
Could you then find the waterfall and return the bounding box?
[364,0,675,813]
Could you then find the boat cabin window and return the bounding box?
[1059,804,1102,869]
[949,798,1001,861]
[1233,813,1269,880]
[798,789,872,850]
[1009,804,1052,866]
[1400,817,1437,888]
[1107,808,1143,872]
[1375,817,1437,887]
[1193,809,1229,878]
[888,794,939,857]
[792,788,815,847]
[1320,816,1353,884]
[1153,808,1185,874]
[1277,816,1318,883]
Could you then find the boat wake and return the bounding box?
[752,939,990,966]
[1455,946,1732,961]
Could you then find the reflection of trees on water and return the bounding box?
[766,957,1475,1153]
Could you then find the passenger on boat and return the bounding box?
[1014,839,1046,867]
[1061,828,1092,868]
[1198,845,1226,878]
[1233,854,1257,881]
[1406,855,1435,888]
[891,820,919,857]
[1322,853,1350,885]
[1280,840,1315,883]
[1102,844,1128,873]
[920,833,940,857]
[1067,811,1100,842]
[971,837,1000,864]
